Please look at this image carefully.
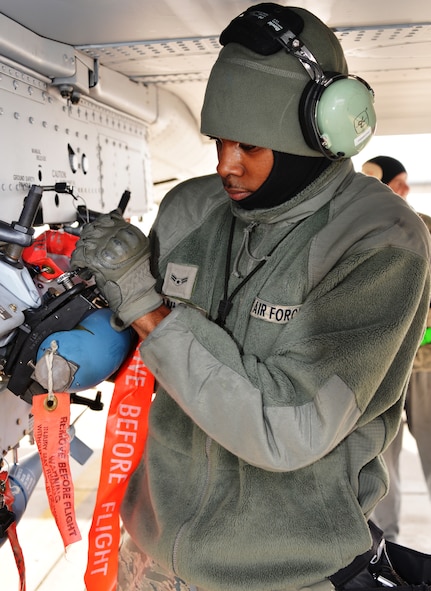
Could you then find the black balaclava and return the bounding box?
[237,151,331,210]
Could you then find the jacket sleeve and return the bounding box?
[140,244,430,472]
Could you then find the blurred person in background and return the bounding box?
[362,156,410,199]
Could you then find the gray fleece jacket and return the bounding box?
[121,159,431,591]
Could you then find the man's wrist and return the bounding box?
[131,304,171,340]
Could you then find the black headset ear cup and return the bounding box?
[299,78,325,154]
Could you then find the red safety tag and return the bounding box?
[85,346,154,591]
[32,392,82,548]
[22,229,79,279]
[1,471,26,591]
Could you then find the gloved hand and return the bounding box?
[71,210,163,329]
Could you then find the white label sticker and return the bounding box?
[250,297,301,324]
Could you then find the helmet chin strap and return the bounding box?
[237,151,331,210]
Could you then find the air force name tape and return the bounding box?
[250,297,301,323]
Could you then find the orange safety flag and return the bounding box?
[1,471,26,591]
[85,345,154,591]
[32,392,82,548]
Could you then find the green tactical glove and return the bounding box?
[71,210,163,329]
